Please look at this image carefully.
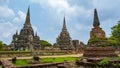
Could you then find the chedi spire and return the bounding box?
[62,16,67,31]
[24,6,31,28]
[93,8,100,27]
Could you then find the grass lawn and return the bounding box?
[40,57,79,63]
[12,57,79,66]
[0,51,30,53]
[12,60,30,66]
[118,54,120,57]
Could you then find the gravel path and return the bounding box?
[1,54,83,60]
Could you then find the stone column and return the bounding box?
[29,35,35,55]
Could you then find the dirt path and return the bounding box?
[1,54,83,60]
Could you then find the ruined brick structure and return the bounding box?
[90,9,105,39]
[83,9,117,58]
[72,40,84,52]
[10,7,41,51]
[56,17,75,50]
[83,47,117,58]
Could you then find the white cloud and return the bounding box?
[30,0,75,16]
[67,22,91,44]
[32,26,38,32]
[0,10,26,44]
[0,20,18,39]
[101,19,118,37]
[0,6,15,18]
[30,0,91,18]
[18,10,26,20]
[0,0,14,18]
[30,0,92,43]
[0,0,26,44]
[92,0,120,10]
[13,10,26,23]
[2,32,11,38]
[45,0,76,16]
[74,23,90,30]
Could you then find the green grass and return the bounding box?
[118,54,120,57]
[12,60,30,66]
[0,51,30,52]
[40,57,78,63]
[11,57,79,66]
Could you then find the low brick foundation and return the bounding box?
[0,60,66,68]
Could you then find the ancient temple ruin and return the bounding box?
[90,9,106,39]
[56,17,75,50]
[83,9,117,58]
[10,7,41,51]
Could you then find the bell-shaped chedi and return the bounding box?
[83,9,117,58]
[56,17,75,50]
[90,9,106,39]
[88,9,107,46]
[10,7,41,51]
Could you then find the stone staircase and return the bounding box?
[0,60,13,68]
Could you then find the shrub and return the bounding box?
[12,57,17,63]
[33,56,39,61]
[100,58,109,66]
[88,38,109,46]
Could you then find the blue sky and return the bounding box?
[0,0,120,45]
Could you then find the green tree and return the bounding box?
[110,21,120,48]
[0,41,6,51]
[107,37,118,48]
[40,40,52,48]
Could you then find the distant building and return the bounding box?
[72,40,79,51]
[56,17,75,50]
[72,40,85,52]
[10,7,41,51]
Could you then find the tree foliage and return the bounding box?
[107,38,118,48]
[88,37,117,47]
[88,38,107,44]
[88,38,107,46]
[100,58,110,66]
[0,41,6,51]
[40,40,52,48]
[110,21,120,48]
